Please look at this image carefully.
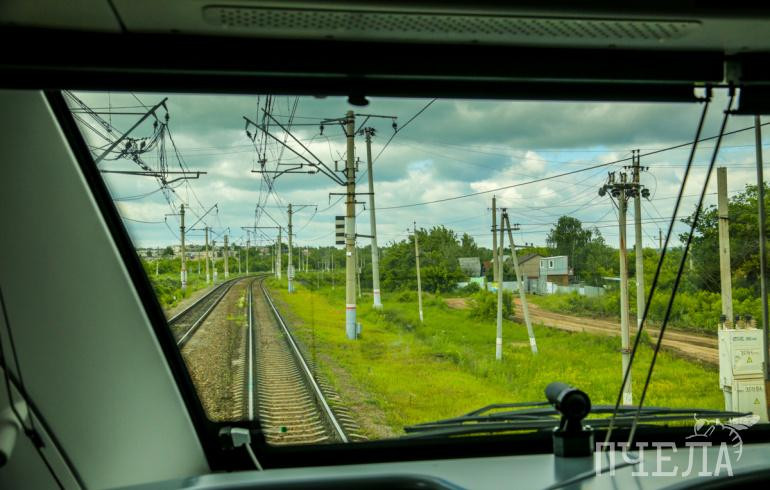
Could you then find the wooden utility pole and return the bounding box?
[492,196,499,285]
[364,127,383,308]
[717,167,734,326]
[755,117,769,382]
[633,150,646,329]
[503,212,538,354]
[496,212,505,361]
[414,222,424,323]
[223,234,229,279]
[180,204,187,291]
[344,111,357,339]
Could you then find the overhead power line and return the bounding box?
[379,121,770,211]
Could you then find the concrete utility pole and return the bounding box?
[277,227,282,280]
[237,246,241,274]
[180,204,187,291]
[503,212,538,354]
[617,182,632,405]
[414,222,424,323]
[755,117,770,381]
[492,196,499,285]
[288,203,294,293]
[205,227,210,283]
[364,127,383,308]
[633,150,646,329]
[357,247,362,299]
[599,171,644,406]
[344,110,358,340]
[495,212,505,361]
[717,167,734,326]
[659,228,663,253]
[223,234,229,279]
[212,240,218,282]
[246,234,250,275]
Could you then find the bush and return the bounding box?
[396,291,414,303]
[468,289,512,320]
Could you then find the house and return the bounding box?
[517,253,542,279]
[458,257,481,277]
[539,255,572,286]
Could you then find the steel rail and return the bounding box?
[169,277,240,347]
[259,279,349,443]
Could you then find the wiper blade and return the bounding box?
[402,405,751,439]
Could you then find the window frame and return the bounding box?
[47,89,770,471]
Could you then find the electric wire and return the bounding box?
[602,92,713,446]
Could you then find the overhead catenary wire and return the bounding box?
[379,121,770,211]
[627,91,735,446]
[602,91,714,447]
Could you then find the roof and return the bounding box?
[518,253,541,264]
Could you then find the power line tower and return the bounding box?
[599,170,649,405]
[245,109,396,340]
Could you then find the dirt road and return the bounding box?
[445,296,718,365]
[515,299,718,365]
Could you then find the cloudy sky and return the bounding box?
[69,90,768,252]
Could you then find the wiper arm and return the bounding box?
[403,405,751,439]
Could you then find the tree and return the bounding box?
[546,216,592,261]
[380,226,465,293]
[162,246,174,257]
[546,217,616,285]
[684,183,769,294]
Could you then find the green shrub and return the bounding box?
[468,289,512,320]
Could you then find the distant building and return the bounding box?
[538,255,572,288]
[458,257,481,277]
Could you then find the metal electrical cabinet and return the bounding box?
[718,328,768,421]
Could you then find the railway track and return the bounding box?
[168,278,239,347]
[245,278,350,445]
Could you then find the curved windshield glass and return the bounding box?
[67,89,770,446]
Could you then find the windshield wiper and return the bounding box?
[403,383,750,440]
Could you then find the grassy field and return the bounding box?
[149,270,247,309]
[267,277,724,439]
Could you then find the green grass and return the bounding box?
[149,270,246,310]
[268,276,723,438]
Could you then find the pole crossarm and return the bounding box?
[244,114,345,186]
[93,97,168,164]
